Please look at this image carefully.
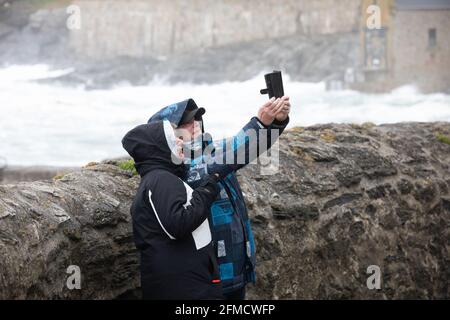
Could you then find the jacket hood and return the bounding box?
[147,98,200,127]
[121,120,187,178]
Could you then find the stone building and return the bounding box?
[358,0,450,92]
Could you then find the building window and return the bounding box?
[428,28,437,48]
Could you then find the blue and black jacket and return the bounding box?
[122,121,223,300]
[148,98,289,294]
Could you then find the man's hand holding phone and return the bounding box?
[257,96,290,126]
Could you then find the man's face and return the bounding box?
[176,119,202,141]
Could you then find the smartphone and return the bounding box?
[260,70,284,98]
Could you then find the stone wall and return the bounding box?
[391,9,450,93]
[0,166,79,185]
[69,0,361,59]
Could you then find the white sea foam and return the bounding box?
[0,65,449,166]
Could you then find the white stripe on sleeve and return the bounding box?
[148,190,176,240]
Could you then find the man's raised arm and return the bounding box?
[204,96,291,178]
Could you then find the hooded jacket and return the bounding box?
[148,99,290,294]
[122,120,223,300]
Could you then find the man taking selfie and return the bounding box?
[147,95,291,299]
